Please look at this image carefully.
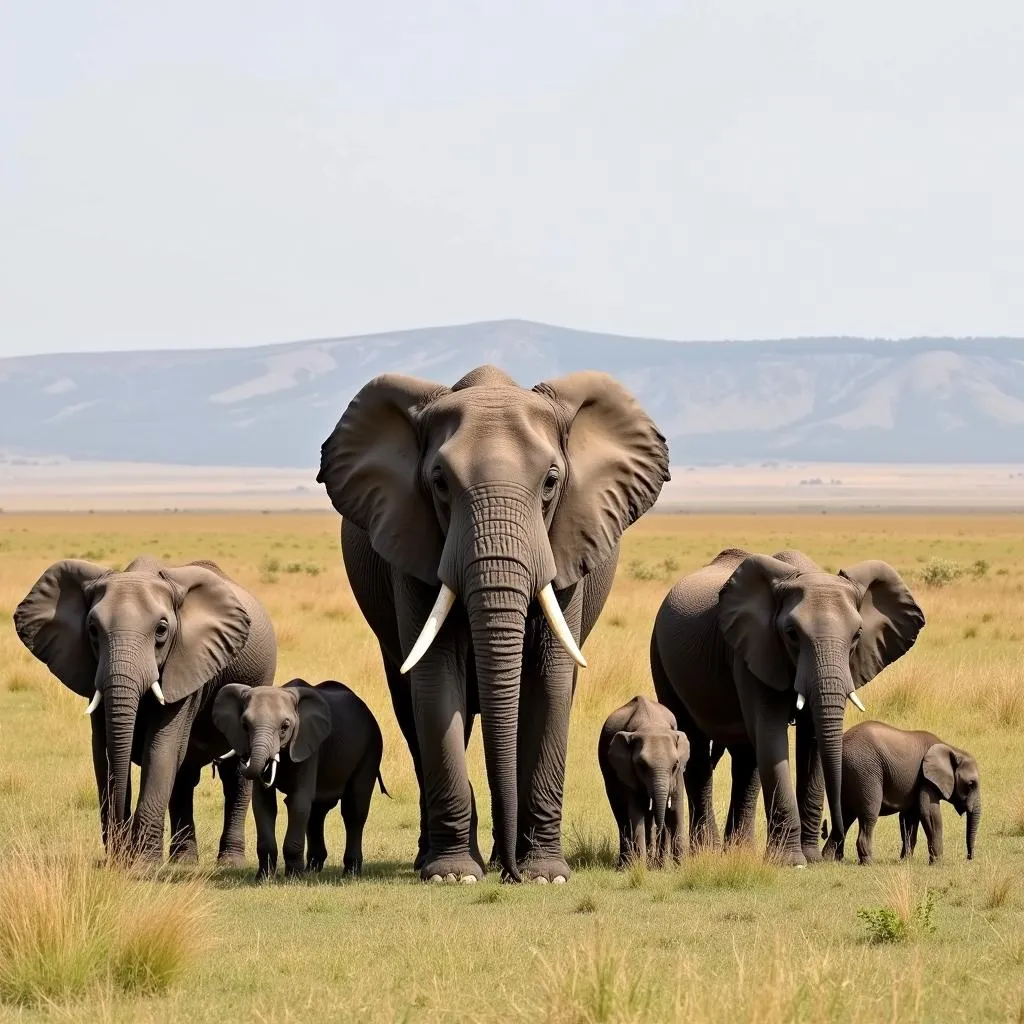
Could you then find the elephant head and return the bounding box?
[213,680,332,787]
[608,726,689,838]
[717,554,924,851]
[923,743,981,860]
[14,557,251,834]
[317,365,669,879]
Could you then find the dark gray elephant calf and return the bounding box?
[598,695,689,868]
[213,678,388,880]
[14,556,276,863]
[824,720,981,864]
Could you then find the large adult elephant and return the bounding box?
[14,556,276,863]
[317,365,669,883]
[651,548,924,866]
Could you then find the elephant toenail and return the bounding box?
[460,875,477,885]
[553,875,566,884]
[444,873,457,883]
[428,874,443,883]
[534,876,549,884]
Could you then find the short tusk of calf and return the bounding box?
[151,681,166,705]
[795,693,805,712]
[219,749,236,760]
[667,796,672,810]
[537,584,587,668]
[263,760,277,788]
[84,690,102,715]
[648,797,653,813]
[848,691,865,712]
[400,585,457,675]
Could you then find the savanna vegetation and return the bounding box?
[1,511,1023,1022]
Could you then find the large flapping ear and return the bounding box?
[673,731,691,770]
[317,374,450,583]
[922,743,957,800]
[839,560,925,688]
[283,681,332,763]
[158,565,251,703]
[13,560,109,696]
[608,731,638,787]
[718,553,797,692]
[534,371,670,589]
[212,683,253,759]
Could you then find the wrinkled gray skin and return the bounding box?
[317,365,669,883]
[213,679,387,880]
[651,548,924,867]
[598,695,690,868]
[823,720,980,864]
[14,556,276,863]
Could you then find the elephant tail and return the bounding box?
[377,770,391,798]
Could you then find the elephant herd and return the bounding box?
[10,364,981,883]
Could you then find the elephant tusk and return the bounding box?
[272,752,280,763]
[151,681,166,705]
[400,584,457,675]
[264,759,277,788]
[537,584,587,668]
[796,693,805,712]
[219,749,236,761]
[84,689,102,715]
[848,691,866,712]
[667,796,672,811]
[648,797,653,813]
[242,758,251,770]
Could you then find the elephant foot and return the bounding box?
[307,857,326,872]
[169,849,199,866]
[519,853,571,884]
[801,843,823,865]
[420,852,484,883]
[772,847,807,868]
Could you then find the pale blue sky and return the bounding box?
[2,1,1022,356]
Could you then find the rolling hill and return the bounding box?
[1,321,1023,467]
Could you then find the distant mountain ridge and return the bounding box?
[1,320,1023,466]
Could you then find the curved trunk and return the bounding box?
[244,728,277,782]
[966,805,980,860]
[103,678,141,851]
[649,772,670,862]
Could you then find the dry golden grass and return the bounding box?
[2,511,1024,1021]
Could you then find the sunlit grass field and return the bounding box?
[2,511,1024,1022]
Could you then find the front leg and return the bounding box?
[667,773,687,863]
[217,755,251,867]
[900,809,920,859]
[515,586,583,883]
[282,763,318,877]
[252,783,278,880]
[626,792,647,866]
[734,663,804,866]
[795,709,825,863]
[919,787,945,864]
[167,762,201,863]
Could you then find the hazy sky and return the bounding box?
[2,1,1022,356]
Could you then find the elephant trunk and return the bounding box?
[649,771,670,860]
[966,803,980,860]
[803,642,851,852]
[103,678,140,849]
[243,728,279,783]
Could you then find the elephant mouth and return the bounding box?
[260,754,280,789]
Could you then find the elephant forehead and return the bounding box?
[91,575,174,616]
[427,387,560,434]
[247,688,294,715]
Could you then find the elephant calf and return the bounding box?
[598,695,690,868]
[213,678,388,879]
[824,720,981,865]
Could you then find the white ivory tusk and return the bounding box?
[84,690,102,715]
[242,758,251,770]
[265,760,277,788]
[536,584,587,668]
[219,750,236,760]
[795,693,805,712]
[648,797,653,813]
[400,585,457,674]
[849,691,865,712]
[667,796,672,811]
[150,681,166,705]
[272,752,280,762]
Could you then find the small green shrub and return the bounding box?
[971,559,991,579]
[921,558,963,588]
[575,894,599,914]
[857,886,936,945]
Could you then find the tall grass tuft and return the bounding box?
[676,846,778,891]
[857,869,936,945]
[0,842,209,1006]
[565,824,618,871]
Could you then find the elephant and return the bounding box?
[822,720,980,864]
[598,695,689,868]
[14,556,276,863]
[651,548,925,867]
[316,364,669,883]
[213,678,388,880]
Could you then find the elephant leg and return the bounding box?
[167,762,201,864]
[133,701,197,860]
[919,790,944,864]
[515,606,581,883]
[723,743,759,848]
[216,755,250,867]
[795,712,825,863]
[855,811,878,865]
[252,783,278,880]
[601,765,633,869]
[381,651,429,870]
[900,809,920,859]
[305,801,331,872]
[91,713,114,850]
[668,772,687,863]
[283,791,313,877]
[682,729,720,852]
[626,795,647,866]
[341,770,376,877]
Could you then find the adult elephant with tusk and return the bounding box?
[651,548,925,867]
[317,365,669,883]
[14,556,276,864]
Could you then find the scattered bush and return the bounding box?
[565,825,618,871]
[971,559,991,579]
[575,894,599,915]
[920,558,963,588]
[677,847,778,891]
[857,872,936,945]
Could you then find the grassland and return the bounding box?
[1,511,1024,1022]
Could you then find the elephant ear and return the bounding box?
[284,681,332,763]
[673,731,691,769]
[922,743,957,800]
[212,683,252,759]
[608,731,637,787]
[718,554,796,692]
[839,560,925,688]
[534,372,670,589]
[159,565,251,703]
[317,374,450,584]
[13,560,109,696]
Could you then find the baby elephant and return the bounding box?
[213,679,388,879]
[824,720,981,864]
[598,695,690,868]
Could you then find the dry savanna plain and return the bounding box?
[2,511,1024,1022]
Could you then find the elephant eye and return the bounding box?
[542,467,559,499]
[281,719,292,732]
[155,620,169,643]
[853,627,863,642]
[431,468,449,497]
